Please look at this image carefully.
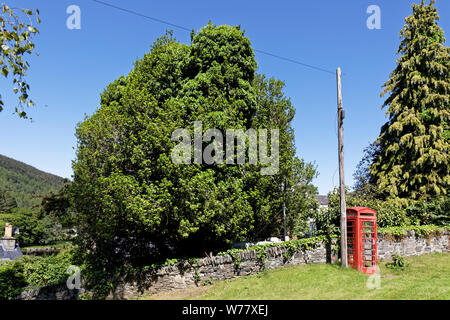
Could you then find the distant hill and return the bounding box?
[0,154,65,208]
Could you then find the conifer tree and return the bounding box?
[0,189,17,214]
[370,0,449,199]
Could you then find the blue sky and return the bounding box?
[0,0,449,195]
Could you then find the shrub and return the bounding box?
[0,260,27,300]
[22,249,75,288]
[378,224,446,238]
[0,249,77,300]
[386,253,410,271]
[406,197,450,226]
[309,206,340,237]
[369,198,409,227]
[327,189,409,228]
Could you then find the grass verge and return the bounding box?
[140,253,450,300]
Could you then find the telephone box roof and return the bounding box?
[347,207,376,214]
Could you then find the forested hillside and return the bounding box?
[0,154,65,208]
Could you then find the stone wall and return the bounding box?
[19,283,83,300]
[23,247,60,256]
[19,230,450,300]
[377,229,449,261]
[110,242,333,299]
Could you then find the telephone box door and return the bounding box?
[360,219,377,274]
[346,219,356,268]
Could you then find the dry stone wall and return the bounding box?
[19,230,450,300]
[111,242,332,299]
[377,229,449,261]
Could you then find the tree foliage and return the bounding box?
[0,3,40,118]
[353,142,383,199]
[285,158,319,237]
[405,196,450,226]
[71,24,318,266]
[37,183,77,229]
[327,188,409,229]
[0,154,65,208]
[1,208,63,246]
[0,188,17,214]
[369,0,449,199]
[327,187,449,229]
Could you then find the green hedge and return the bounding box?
[359,198,409,227]
[0,260,27,300]
[327,190,409,228]
[22,250,74,288]
[378,224,448,238]
[0,249,75,300]
[327,189,449,229]
[405,198,450,226]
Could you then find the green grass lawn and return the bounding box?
[142,253,450,300]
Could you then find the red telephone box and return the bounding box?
[346,207,377,275]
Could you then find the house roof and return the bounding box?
[316,195,329,206]
[0,243,23,261]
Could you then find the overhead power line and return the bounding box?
[89,0,336,75]
[253,49,335,75]
[90,0,191,31]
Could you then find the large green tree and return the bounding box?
[370,0,449,199]
[0,188,17,214]
[71,24,317,266]
[0,3,40,118]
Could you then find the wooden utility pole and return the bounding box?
[336,67,348,267]
[282,177,287,241]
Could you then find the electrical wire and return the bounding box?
[253,49,335,75]
[89,0,336,76]
[90,0,191,31]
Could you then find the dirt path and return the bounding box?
[137,285,211,300]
